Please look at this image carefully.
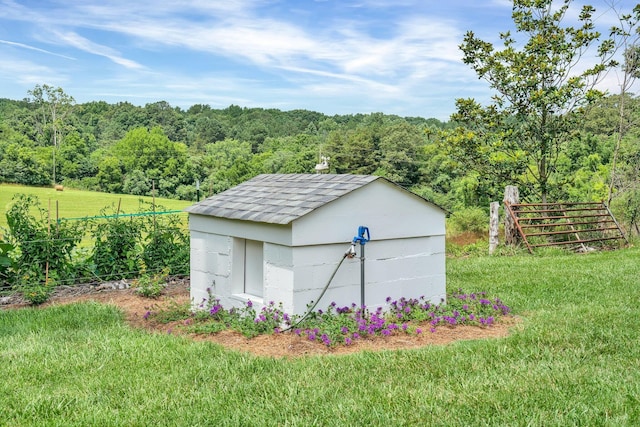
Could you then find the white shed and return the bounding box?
[186,174,446,316]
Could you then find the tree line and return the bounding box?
[0,0,639,234]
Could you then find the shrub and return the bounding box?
[89,209,142,281]
[4,194,84,295]
[132,267,168,298]
[447,206,489,235]
[140,204,189,275]
[20,276,55,305]
[0,241,15,290]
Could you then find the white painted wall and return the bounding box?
[292,179,445,246]
[286,236,445,315]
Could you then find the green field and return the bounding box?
[0,184,193,228]
[1,247,639,425]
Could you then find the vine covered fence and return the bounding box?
[0,194,190,302]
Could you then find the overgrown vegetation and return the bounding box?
[0,194,188,303]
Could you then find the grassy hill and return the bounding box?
[0,184,193,228]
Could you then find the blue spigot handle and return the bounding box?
[353,226,370,245]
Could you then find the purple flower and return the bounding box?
[340,326,349,334]
[345,337,353,345]
[430,327,436,333]
[416,328,422,335]
[401,323,408,331]
[246,300,253,308]
[143,311,151,320]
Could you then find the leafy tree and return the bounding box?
[258,134,319,174]
[0,142,50,185]
[96,155,124,193]
[193,116,226,146]
[27,85,76,184]
[607,6,640,203]
[376,120,425,186]
[57,131,97,180]
[456,0,617,202]
[144,101,187,142]
[199,139,255,194]
[109,126,191,195]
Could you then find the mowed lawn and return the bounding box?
[1,247,639,425]
[0,184,193,228]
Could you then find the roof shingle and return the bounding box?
[185,174,379,224]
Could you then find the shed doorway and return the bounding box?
[233,238,264,298]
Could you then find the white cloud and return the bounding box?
[0,55,67,86]
[52,31,144,70]
[0,39,75,59]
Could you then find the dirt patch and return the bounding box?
[447,231,485,247]
[1,279,517,358]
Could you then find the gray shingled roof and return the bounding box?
[185,174,379,224]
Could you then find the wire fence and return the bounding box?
[1,205,190,292]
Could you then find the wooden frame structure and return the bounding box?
[503,201,628,253]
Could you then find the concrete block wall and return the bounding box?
[189,230,232,308]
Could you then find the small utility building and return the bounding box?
[186,174,446,315]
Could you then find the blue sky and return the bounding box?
[0,0,634,120]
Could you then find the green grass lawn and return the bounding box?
[0,184,193,229]
[2,247,639,425]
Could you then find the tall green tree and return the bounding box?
[27,85,76,185]
[607,5,640,204]
[376,120,425,186]
[456,0,617,202]
[110,126,191,196]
